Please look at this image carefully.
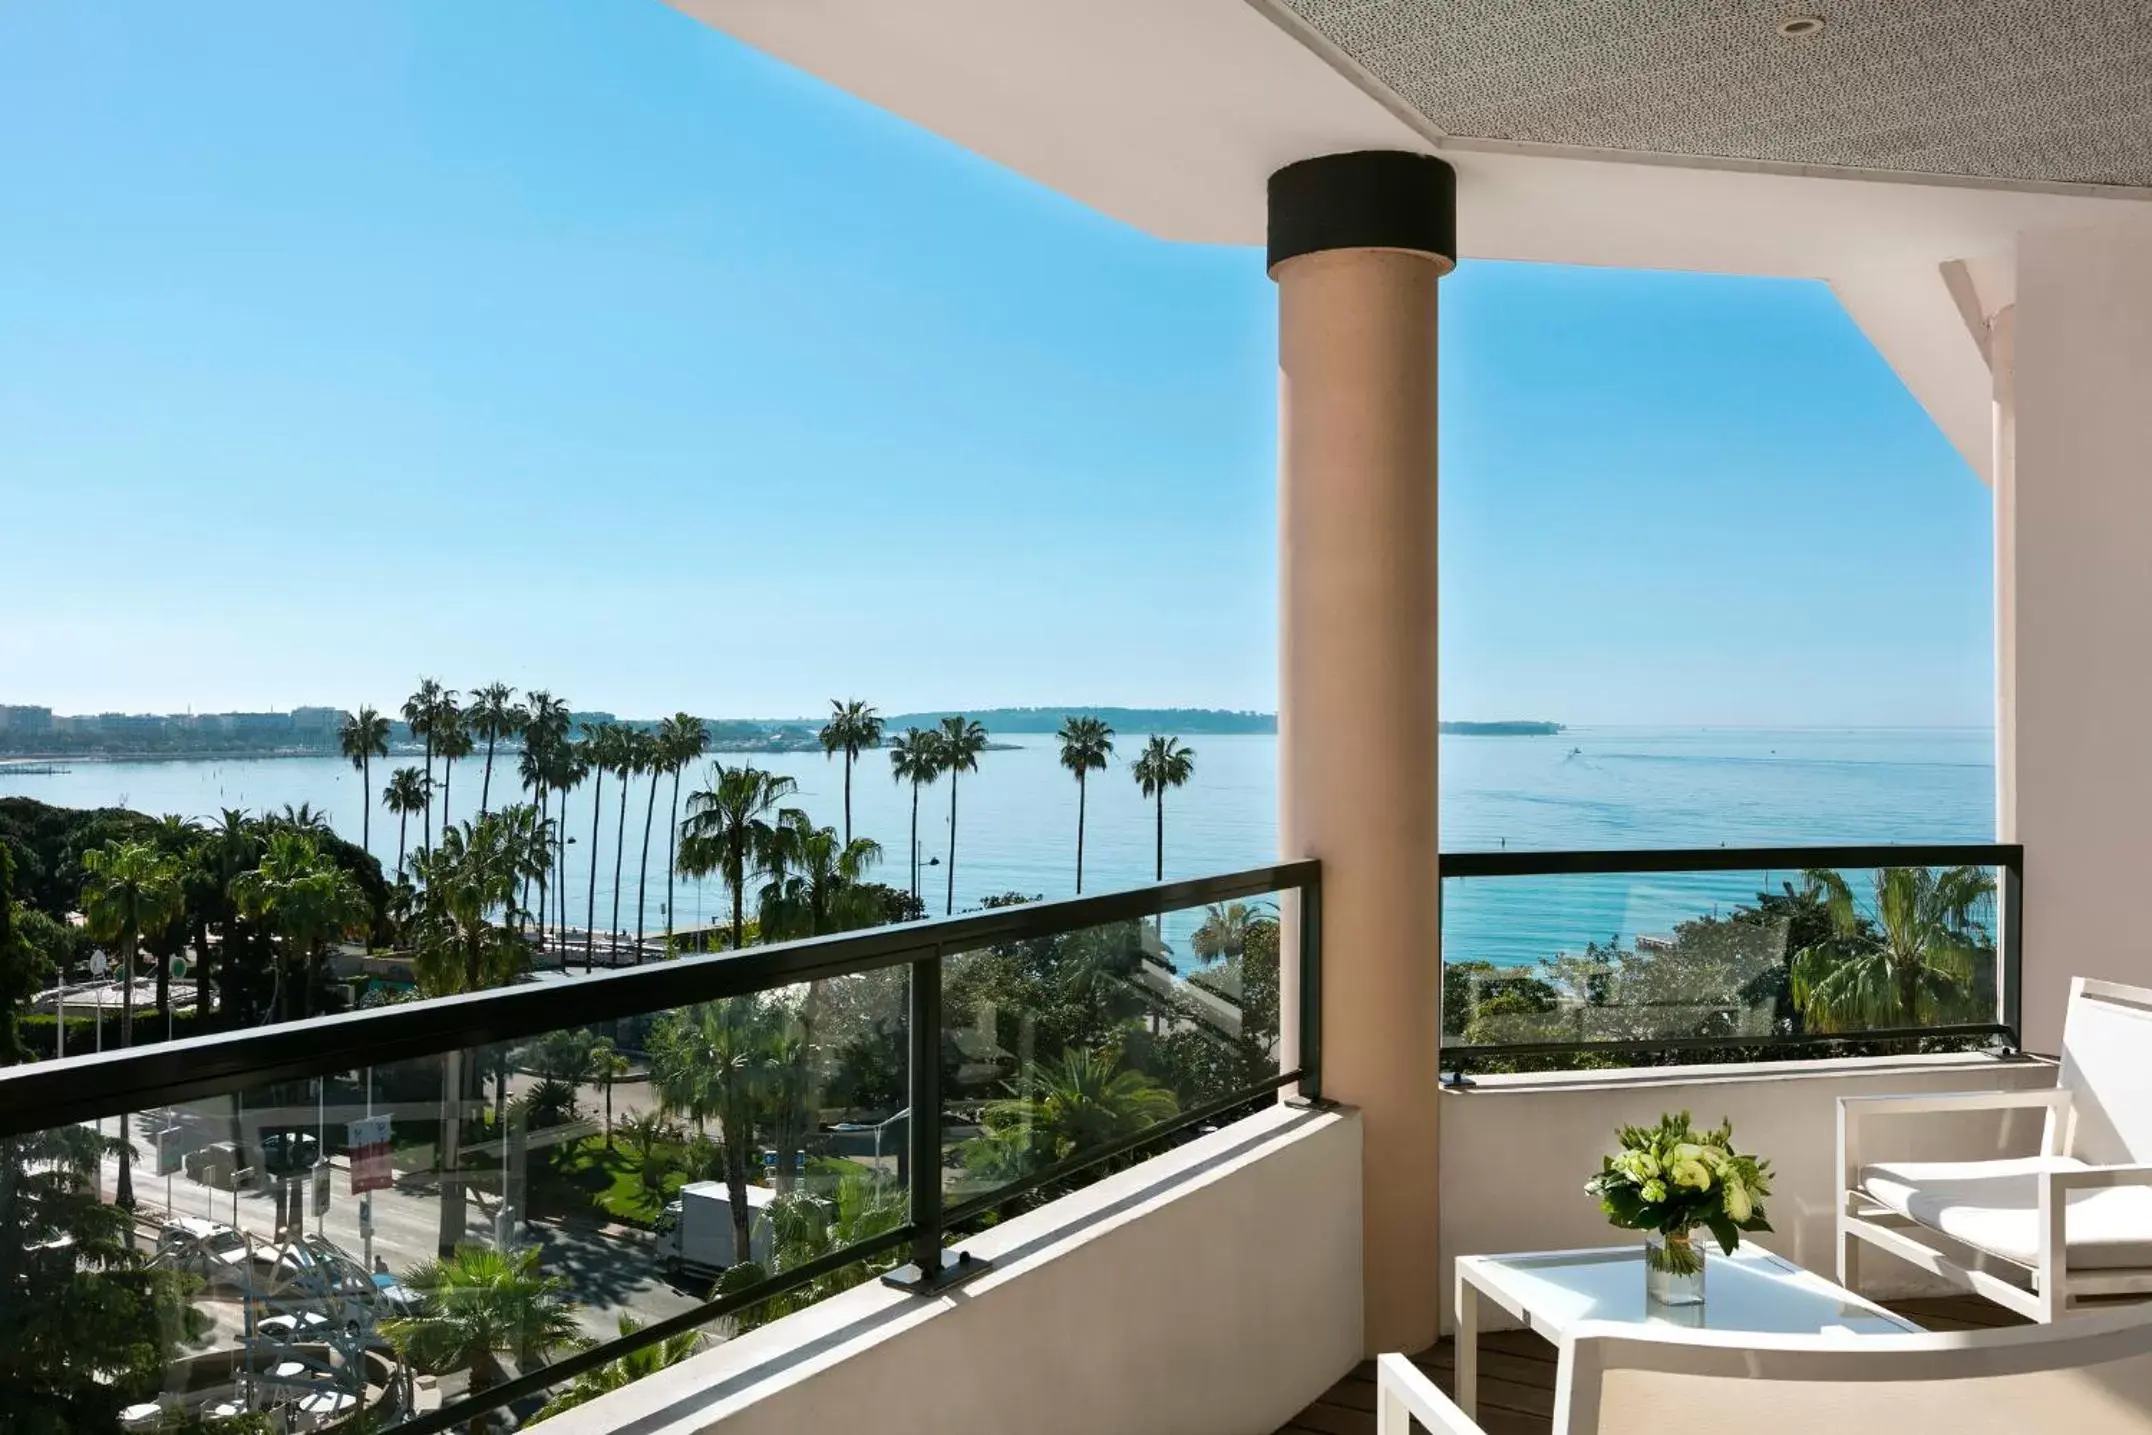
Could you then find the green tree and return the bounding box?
[1190,900,1268,966]
[1056,716,1115,894]
[407,808,549,997]
[649,997,787,1268]
[518,693,573,949]
[204,808,263,1024]
[758,812,885,942]
[1792,865,1996,1032]
[0,1125,208,1429]
[383,767,430,881]
[469,683,524,817]
[0,846,52,1064]
[935,716,989,916]
[591,1035,629,1149]
[714,1169,906,1334]
[818,699,884,849]
[963,1047,1179,1185]
[1131,735,1196,882]
[607,729,648,964]
[80,839,183,1048]
[886,727,942,903]
[338,706,391,857]
[232,831,369,1020]
[656,713,709,949]
[530,1313,703,1422]
[382,1244,588,1434]
[434,703,474,833]
[144,813,203,1024]
[547,735,589,963]
[678,764,801,952]
[401,678,453,854]
[78,838,184,1208]
[578,723,622,971]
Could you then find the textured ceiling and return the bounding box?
[1276,0,2152,189]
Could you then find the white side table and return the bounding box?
[1452,1240,1919,1419]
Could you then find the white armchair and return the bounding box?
[1838,976,2152,1321]
[1378,1306,2152,1432]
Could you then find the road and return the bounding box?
[98,1110,708,1349]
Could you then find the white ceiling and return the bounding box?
[1278,0,2152,190]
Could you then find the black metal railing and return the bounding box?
[0,860,1321,1435]
[1437,842,2024,1083]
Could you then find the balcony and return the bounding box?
[3,842,2085,1434]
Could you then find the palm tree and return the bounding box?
[407,808,549,997]
[81,839,186,1210]
[579,724,621,971]
[1191,900,1271,965]
[649,996,786,1269]
[548,738,589,966]
[590,1035,629,1149]
[757,811,884,941]
[469,683,522,816]
[714,1170,907,1334]
[338,707,391,857]
[80,840,185,1049]
[935,716,988,916]
[272,802,332,835]
[818,700,884,848]
[607,729,647,963]
[1792,865,1996,1032]
[530,1312,702,1422]
[887,727,941,902]
[384,767,430,880]
[402,679,452,854]
[631,728,667,958]
[521,693,573,948]
[383,1244,587,1434]
[232,831,370,1021]
[656,713,709,949]
[434,704,474,834]
[1056,716,1115,894]
[963,1048,1180,1184]
[677,763,802,952]
[1131,735,1196,882]
[204,809,259,1025]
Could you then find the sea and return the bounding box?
[0,727,1996,970]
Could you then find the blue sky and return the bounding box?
[0,1,1993,727]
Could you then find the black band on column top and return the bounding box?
[1267,150,1456,273]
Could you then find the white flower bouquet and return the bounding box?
[1585,1112,1773,1280]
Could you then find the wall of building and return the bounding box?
[2006,216,2152,1056]
[1437,1054,2057,1331]
[546,1104,1363,1435]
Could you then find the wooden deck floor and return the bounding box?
[1276,1295,2026,1435]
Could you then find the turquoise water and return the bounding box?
[0,726,1994,968]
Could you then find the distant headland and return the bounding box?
[1439,720,1565,737]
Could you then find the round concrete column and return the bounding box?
[1270,150,1453,1355]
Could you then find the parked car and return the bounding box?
[183,1140,240,1186]
[155,1218,256,1287]
[371,1270,419,1318]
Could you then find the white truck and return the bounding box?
[655,1180,778,1279]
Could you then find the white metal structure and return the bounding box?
[1453,1240,1915,1419]
[1380,1303,2152,1433]
[1839,977,2152,1321]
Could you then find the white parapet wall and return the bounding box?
[1439,1053,2058,1331]
[547,1103,1363,1435]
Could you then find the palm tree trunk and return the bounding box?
[361,754,372,856]
[423,738,434,853]
[842,752,854,848]
[1076,772,1088,894]
[396,812,408,881]
[121,929,137,1047]
[666,768,682,948]
[481,736,497,816]
[1155,790,1164,881]
[610,773,630,962]
[586,769,604,973]
[730,864,745,953]
[442,758,455,833]
[155,931,170,1026]
[909,781,920,900]
[636,774,659,959]
[946,773,959,916]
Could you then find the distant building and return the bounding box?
[226,712,294,739]
[290,706,345,733]
[95,712,169,738]
[0,705,53,734]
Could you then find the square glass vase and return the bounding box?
[1644,1228,1706,1306]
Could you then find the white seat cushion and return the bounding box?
[1861,1155,2152,1271]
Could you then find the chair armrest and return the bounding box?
[1839,1088,2071,1120]
[1839,1088,2072,1190]
[2049,1163,2152,1193]
[1376,1353,1484,1435]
